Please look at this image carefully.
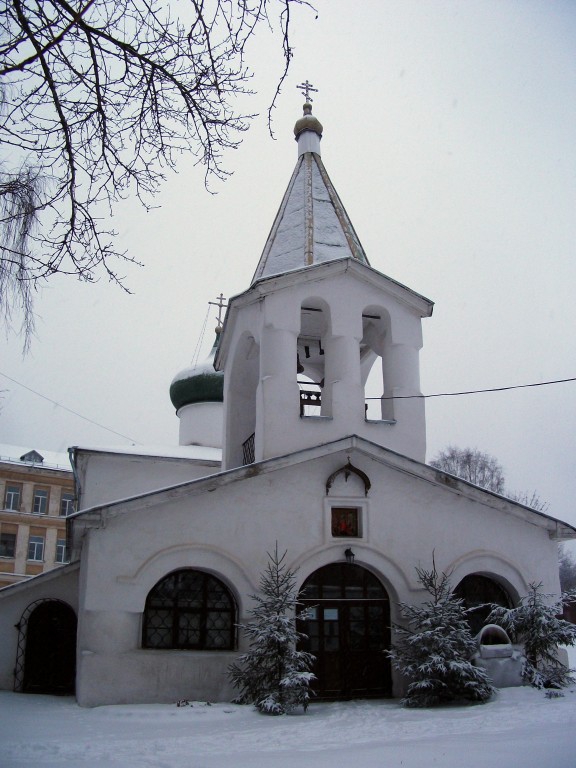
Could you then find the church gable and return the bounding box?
[72,436,570,599]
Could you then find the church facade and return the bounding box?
[0,100,574,706]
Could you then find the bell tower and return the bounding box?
[215,94,433,470]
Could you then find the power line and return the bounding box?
[1,370,574,439]
[0,371,138,443]
[370,376,576,400]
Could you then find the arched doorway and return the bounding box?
[454,574,513,636]
[18,600,77,694]
[298,563,391,700]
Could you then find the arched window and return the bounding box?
[142,570,236,650]
[454,574,512,637]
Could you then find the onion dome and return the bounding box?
[170,331,224,411]
[294,102,323,141]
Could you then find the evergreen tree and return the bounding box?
[228,545,315,715]
[388,561,495,707]
[488,583,576,689]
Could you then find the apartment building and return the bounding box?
[0,445,74,588]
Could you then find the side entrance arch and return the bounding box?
[15,599,77,695]
[298,563,391,700]
[454,574,513,636]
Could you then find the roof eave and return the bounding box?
[69,434,576,540]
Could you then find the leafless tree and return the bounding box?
[507,489,548,513]
[430,445,548,511]
[430,446,506,494]
[0,0,312,346]
[559,545,576,592]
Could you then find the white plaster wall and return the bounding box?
[77,647,237,706]
[221,267,428,468]
[74,448,560,705]
[76,452,220,510]
[178,402,223,448]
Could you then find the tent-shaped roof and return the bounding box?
[251,102,369,283]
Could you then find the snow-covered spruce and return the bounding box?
[487,583,576,689]
[228,546,316,715]
[388,562,495,707]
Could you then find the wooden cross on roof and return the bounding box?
[297,80,318,103]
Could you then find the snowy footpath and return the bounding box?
[1,685,576,768]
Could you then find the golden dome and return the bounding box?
[294,102,323,139]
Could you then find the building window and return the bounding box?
[60,493,75,517]
[55,539,68,564]
[4,485,21,511]
[331,507,360,537]
[33,488,49,515]
[0,533,16,558]
[142,569,236,651]
[28,535,45,561]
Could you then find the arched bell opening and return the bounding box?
[298,563,392,700]
[225,332,260,467]
[361,306,393,421]
[298,299,331,417]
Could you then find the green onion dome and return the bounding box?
[169,332,224,411]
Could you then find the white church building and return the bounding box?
[1,99,574,706]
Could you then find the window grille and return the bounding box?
[142,570,236,650]
[242,433,255,465]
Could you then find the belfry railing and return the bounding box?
[242,433,255,465]
[299,389,322,416]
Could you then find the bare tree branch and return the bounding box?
[430,444,549,511]
[0,0,314,347]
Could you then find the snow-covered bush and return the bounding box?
[388,562,495,707]
[487,583,576,689]
[228,545,315,715]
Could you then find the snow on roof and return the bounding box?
[71,443,221,463]
[251,149,369,283]
[0,443,72,471]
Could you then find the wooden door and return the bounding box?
[299,564,391,700]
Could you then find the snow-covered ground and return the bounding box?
[1,681,576,768]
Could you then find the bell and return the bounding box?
[297,354,304,374]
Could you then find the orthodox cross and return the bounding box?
[209,293,227,326]
[297,80,318,103]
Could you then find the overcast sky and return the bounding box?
[1,1,575,528]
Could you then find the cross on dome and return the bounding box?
[209,293,228,329]
[297,80,318,103]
